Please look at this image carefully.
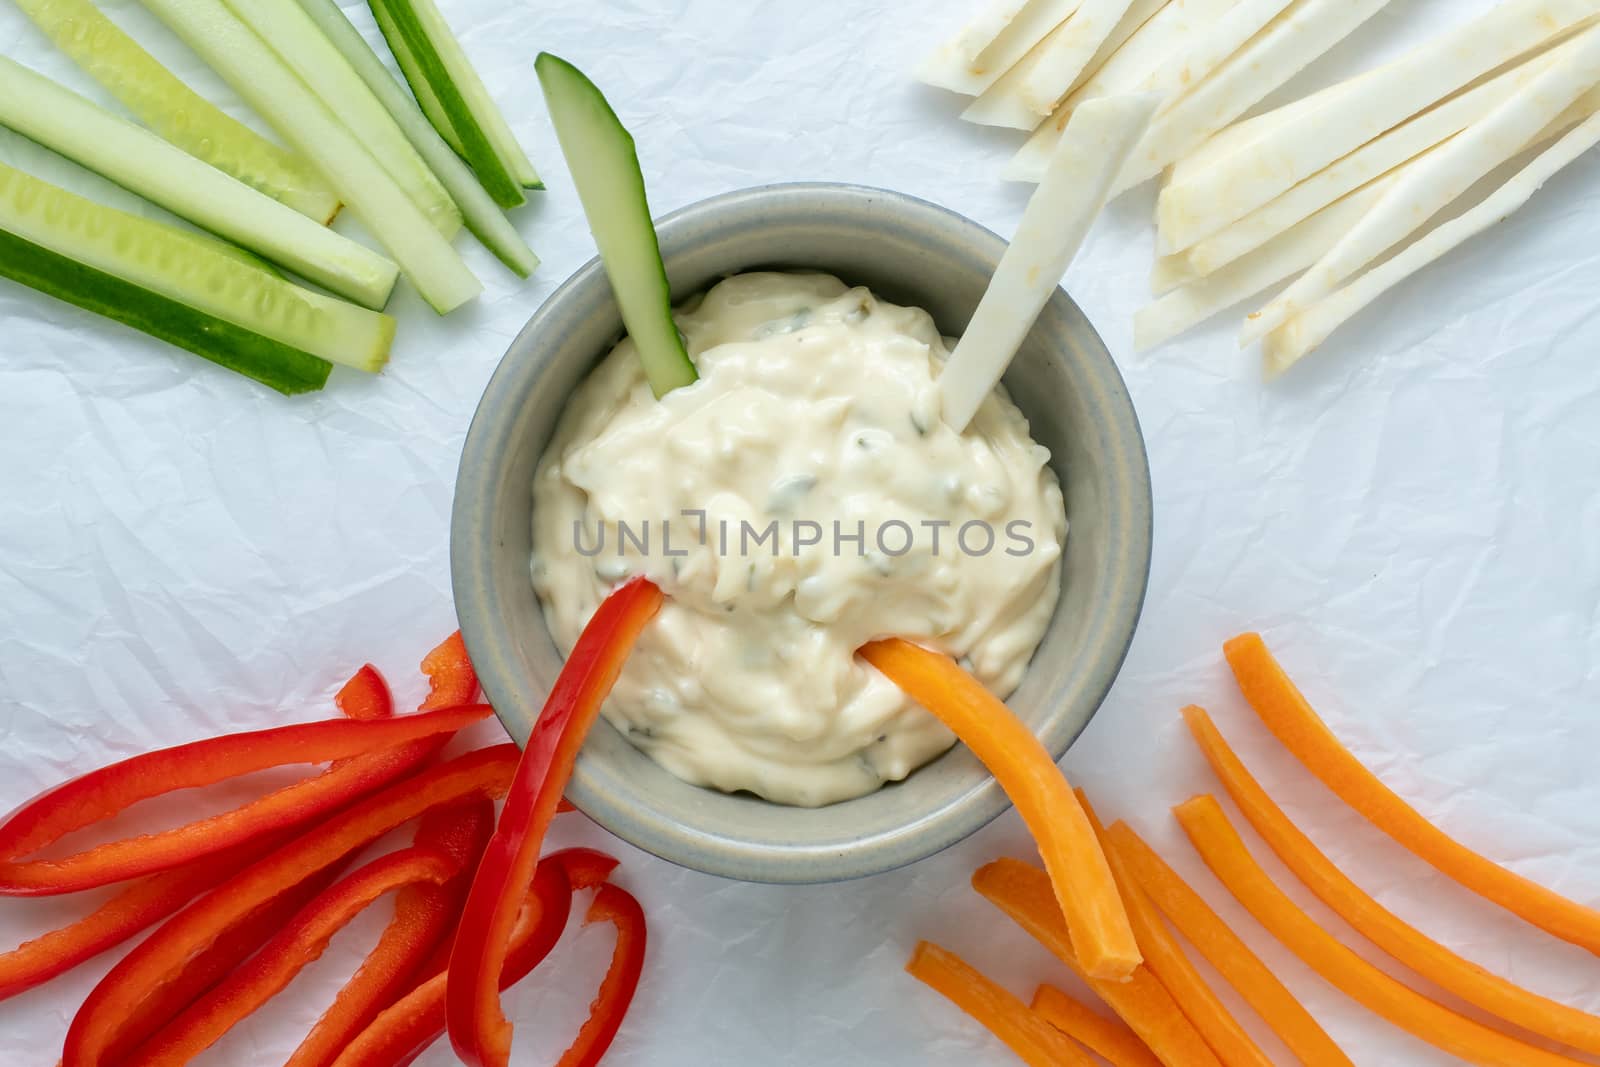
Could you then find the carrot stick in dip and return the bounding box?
[907,941,1097,1067]
[1079,791,1272,1067]
[1182,703,1600,1056]
[1106,821,1354,1067]
[1031,985,1161,1067]
[860,638,1138,979]
[1175,795,1593,1067]
[1224,632,1600,956]
[974,857,1221,1067]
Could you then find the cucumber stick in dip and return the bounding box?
[0,57,397,309]
[369,0,466,156]
[536,53,697,398]
[368,0,539,203]
[10,0,337,223]
[138,0,480,313]
[222,0,460,239]
[293,0,538,277]
[0,161,394,376]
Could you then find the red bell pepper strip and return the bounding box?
[62,743,520,1067]
[447,576,663,1067]
[125,845,457,1065]
[557,797,578,814]
[0,705,489,896]
[337,664,394,720]
[102,859,345,1064]
[0,840,270,1002]
[555,881,647,1067]
[286,799,495,1067]
[419,631,479,711]
[331,853,608,1067]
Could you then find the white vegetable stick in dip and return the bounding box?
[1113,0,1391,195]
[917,0,1083,96]
[940,93,1159,432]
[1183,48,1565,277]
[1134,177,1394,351]
[961,0,1139,129]
[1007,0,1239,182]
[1158,0,1600,253]
[1264,97,1600,372]
[1242,25,1600,346]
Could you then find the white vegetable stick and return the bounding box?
[1150,251,1199,295]
[916,0,1032,90]
[1242,24,1600,345]
[1062,0,1169,96]
[961,0,1138,129]
[1134,177,1392,350]
[1184,49,1564,276]
[917,0,1083,96]
[940,94,1160,431]
[1159,0,1599,252]
[1264,106,1600,373]
[1007,0,1238,182]
[1113,0,1391,195]
[1141,0,1295,109]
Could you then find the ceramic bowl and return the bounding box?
[451,182,1151,883]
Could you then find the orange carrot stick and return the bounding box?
[860,638,1138,980]
[1106,821,1352,1067]
[1031,985,1161,1067]
[1182,703,1600,1056]
[1224,632,1600,957]
[1078,792,1273,1067]
[1175,795,1593,1067]
[905,941,1096,1067]
[974,857,1222,1067]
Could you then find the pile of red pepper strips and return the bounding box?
[0,575,662,1067]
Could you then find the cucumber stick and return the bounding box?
[0,227,330,395]
[138,0,481,313]
[222,0,461,240]
[535,53,696,398]
[10,0,338,223]
[367,0,518,206]
[0,161,394,374]
[0,57,397,308]
[369,0,465,156]
[369,0,539,203]
[293,0,538,277]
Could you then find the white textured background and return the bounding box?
[3,0,1599,1062]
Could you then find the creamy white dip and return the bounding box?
[531,272,1065,807]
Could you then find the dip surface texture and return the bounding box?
[531,272,1065,806]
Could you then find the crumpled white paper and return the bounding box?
[3,0,1599,1062]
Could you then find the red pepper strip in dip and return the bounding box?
[419,631,479,711]
[286,798,495,1067]
[125,846,457,1065]
[337,664,394,720]
[0,840,271,1002]
[102,860,345,1064]
[555,881,647,1067]
[0,705,490,896]
[447,576,663,1067]
[330,861,576,1067]
[62,743,520,1067]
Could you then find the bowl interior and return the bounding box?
[452,183,1151,883]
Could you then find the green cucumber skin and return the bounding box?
[535,53,696,398]
[370,0,466,156]
[13,0,338,223]
[368,0,524,209]
[292,0,538,278]
[0,228,330,395]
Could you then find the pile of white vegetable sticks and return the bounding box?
[919,0,1600,374]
